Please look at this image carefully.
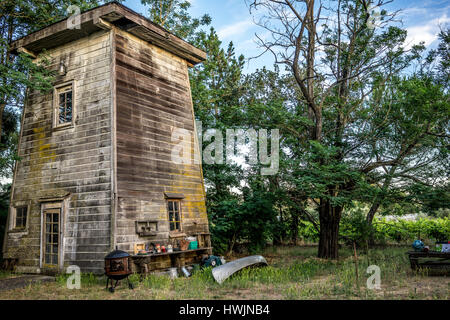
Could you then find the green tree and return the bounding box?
[0,107,19,179]
[363,75,449,225]
[246,0,447,258]
[190,28,250,253]
[241,66,318,244]
[422,28,449,88]
[0,0,108,175]
[141,0,211,40]
[0,184,11,256]
[360,30,449,226]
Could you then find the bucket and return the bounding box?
[188,241,198,250]
[168,267,178,279]
[181,266,191,278]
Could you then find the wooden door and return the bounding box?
[43,208,61,267]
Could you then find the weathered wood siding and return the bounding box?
[5,30,113,274]
[114,29,208,252]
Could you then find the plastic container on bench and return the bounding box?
[188,241,198,250]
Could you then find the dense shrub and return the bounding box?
[339,209,373,245]
[209,199,244,255]
[373,217,450,243]
[297,220,319,242]
[294,215,450,245]
[209,188,277,255]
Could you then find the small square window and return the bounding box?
[15,206,28,229]
[54,82,74,128]
[167,199,182,232]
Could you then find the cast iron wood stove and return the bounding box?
[104,248,134,293]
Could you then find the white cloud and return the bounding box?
[405,14,450,49]
[398,7,428,18]
[218,19,254,39]
[406,24,437,48]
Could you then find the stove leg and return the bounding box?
[127,277,134,290]
[106,277,116,293]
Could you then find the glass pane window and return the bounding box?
[56,85,73,125]
[15,206,27,229]
[44,209,60,266]
[167,200,181,232]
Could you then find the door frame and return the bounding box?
[39,200,67,272]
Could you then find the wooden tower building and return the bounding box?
[2,2,210,274]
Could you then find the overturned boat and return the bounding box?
[212,255,268,284]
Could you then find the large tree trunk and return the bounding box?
[366,202,381,246]
[226,232,237,256]
[273,204,285,245]
[318,199,342,259]
[366,169,396,225]
[290,208,300,245]
[366,202,381,225]
[0,102,5,143]
[365,169,396,244]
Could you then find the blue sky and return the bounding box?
[125,0,449,74]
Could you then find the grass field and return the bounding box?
[0,246,448,300]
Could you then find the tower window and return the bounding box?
[15,206,28,229]
[54,82,74,128]
[167,199,182,232]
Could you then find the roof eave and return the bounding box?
[9,2,206,65]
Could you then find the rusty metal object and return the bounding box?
[179,239,190,251]
[104,248,134,292]
[212,255,268,284]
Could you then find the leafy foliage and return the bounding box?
[0,184,11,256]
[295,215,450,245]
[0,0,109,177]
[208,183,278,255]
[141,0,211,40]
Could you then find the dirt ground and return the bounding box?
[0,275,55,292]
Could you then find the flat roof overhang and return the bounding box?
[9,1,206,65]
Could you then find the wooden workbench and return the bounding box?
[131,247,213,276]
[407,251,450,270]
